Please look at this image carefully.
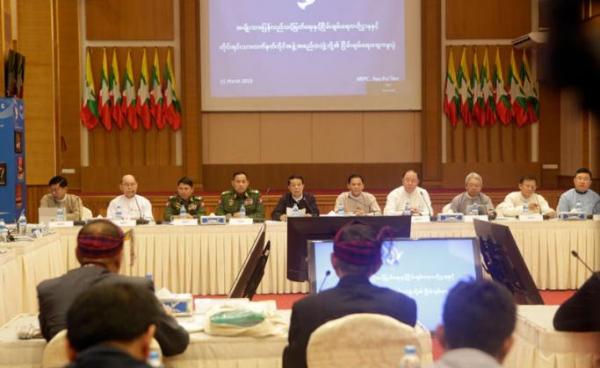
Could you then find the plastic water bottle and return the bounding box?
[56,207,65,221]
[403,202,411,216]
[575,201,583,213]
[115,205,123,220]
[0,218,7,242]
[239,203,246,217]
[399,345,420,368]
[291,203,299,216]
[337,202,345,215]
[147,350,164,367]
[522,203,528,215]
[469,203,479,216]
[17,211,27,235]
[179,204,187,217]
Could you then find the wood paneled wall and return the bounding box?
[446,0,531,39]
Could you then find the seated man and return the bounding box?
[553,273,600,332]
[595,200,600,215]
[496,176,556,218]
[433,279,516,368]
[272,175,320,221]
[334,174,381,215]
[215,171,265,220]
[557,167,599,215]
[163,176,205,221]
[37,219,189,356]
[446,172,494,215]
[383,170,433,215]
[66,282,161,367]
[282,221,417,368]
[39,175,83,221]
[107,175,154,221]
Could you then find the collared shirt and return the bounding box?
[215,189,265,219]
[496,191,555,217]
[334,191,381,215]
[430,348,503,368]
[383,186,433,215]
[39,193,83,221]
[271,192,320,220]
[163,195,205,221]
[448,192,494,215]
[107,194,154,220]
[557,188,600,215]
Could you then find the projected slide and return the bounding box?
[310,238,481,331]
[201,0,421,111]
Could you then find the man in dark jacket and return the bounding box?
[66,282,159,368]
[282,221,417,368]
[37,219,189,357]
[553,273,600,332]
[272,174,320,221]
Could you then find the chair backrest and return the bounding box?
[306,313,422,368]
[42,330,69,368]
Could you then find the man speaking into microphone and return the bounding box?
[282,221,417,368]
[383,170,433,215]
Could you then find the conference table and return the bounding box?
[504,305,600,368]
[0,312,434,368]
[0,219,599,326]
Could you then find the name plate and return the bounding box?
[229,218,253,225]
[558,212,586,221]
[171,218,198,226]
[518,213,544,222]
[200,216,226,225]
[593,214,600,221]
[159,294,193,316]
[464,215,489,223]
[111,219,137,227]
[437,213,464,222]
[48,221,74,228]
[411,215,431,223]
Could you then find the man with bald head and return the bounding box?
[107,175,154,220]
[383,170,433,215]
[37,219,189,356]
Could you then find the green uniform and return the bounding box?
[215,189,264,220]
[164,195,206,221]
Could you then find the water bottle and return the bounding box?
[239,203,246,217]
[403,202,411,216]
[17,211,27,235]
[147,350,164,368]
[399,345,420,368]
[575,201,583,213]
[115,205,123,220]
[522,203,528,215]
[0,218,7,242]
[337,202,345,215]
[291,203,299,217]
[56,207,65,221]
[179,204,187,217]
[469,203,479,216]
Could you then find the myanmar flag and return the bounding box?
[520,51,540,124]
[137,49,152,130]
[508,50,528,127]
[80,49,99,130]
[481,48,496,125]
[109,49,124,129]
[471,51,485,126]
[122,51,138,130]
[443,48,460,127]
[150,49,165,130]
[457,48,473,127]
[163,49,182,130]
[98,49,112,131]
[493,48,511,125]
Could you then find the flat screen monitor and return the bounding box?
[287,216,411,282]
[307,237,482,331]
[228,224,270,299]
[473,219,543,305]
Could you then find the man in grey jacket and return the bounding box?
[431,279,516,368]
[37,219,189,357]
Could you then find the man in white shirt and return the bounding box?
[107,175,154,221]
[333,174,381,215]
[496,176,556,218]
[383,170,433,215]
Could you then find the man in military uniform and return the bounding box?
[216,172,265,220]
[164,177,205,221]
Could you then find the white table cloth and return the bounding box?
[504,305,600,368]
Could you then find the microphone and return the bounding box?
[318,270,332,293]
[419,189,433,215]
[570,250,600,279]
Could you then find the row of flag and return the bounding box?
[444,47,540,128]
[80,48,182,131]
